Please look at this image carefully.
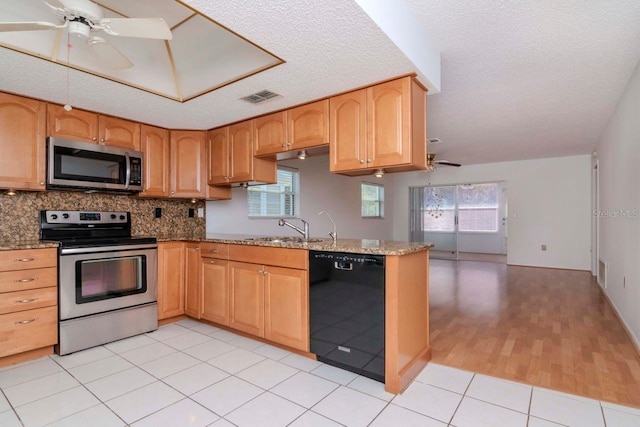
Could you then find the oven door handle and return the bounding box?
[61,243,158,255]
[124,151,131,190]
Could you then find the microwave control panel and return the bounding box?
[129,157,142,186]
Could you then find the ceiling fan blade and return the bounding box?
[98,18,172,40]
[42,0,66,10]
[87,36,133,69]
[435,160,462,167]
[0,21,61,32]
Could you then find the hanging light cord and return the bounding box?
[64,32,72,111]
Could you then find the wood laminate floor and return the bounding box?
[429,259,640,408]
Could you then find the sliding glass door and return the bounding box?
[410,185,458,260]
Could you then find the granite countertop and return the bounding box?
[0,240,60,251]
[154,233,433,256]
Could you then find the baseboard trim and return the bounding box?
[597,282,640,357]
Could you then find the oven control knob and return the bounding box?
[119,215,125,220]
[50,214,58,220]
[62,213,69,219]
[110,214,116,219]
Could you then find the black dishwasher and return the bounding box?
[309,251,385,382]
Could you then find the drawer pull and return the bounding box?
[15,298,38,304]
[15,318,38,325]
[15,278,36,283]
[209,260,215,264]
[15,258,36,263]
[209,249,219,253]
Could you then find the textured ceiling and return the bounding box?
[1,1,639,165]
[405,0,640,165]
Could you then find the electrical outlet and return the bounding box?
[197,208,204,218]
[188,208,195,218]
[154,207,161,218]
[541,244,547,251]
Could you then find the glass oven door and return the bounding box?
[59,244,157,320]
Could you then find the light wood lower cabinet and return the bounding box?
[184,243,201,319]
[201,258,229,325]
[228,259,308,351]
[157,242,185,320]
[0,248,58,360]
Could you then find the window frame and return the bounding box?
[247,165,300,219]
[361,182,385,219]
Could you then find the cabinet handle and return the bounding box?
[281,143,286,147]
[359,159,364,164]
[100,138,105,143]
[15,298,38,304]
[171,191,175,195]
[287,142,292,146]
[15,278,35,283]
[15,318,37,325]
[367,158,372,163]
[195,247,200,251]
[209,249,219,253]
[92,137,97,141]
[209,260,215,264]
[39,181,45,186]
[14,258,36,263]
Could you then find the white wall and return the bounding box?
[595,58,640,347]
[390,155,592,270]
[206,155,394,240]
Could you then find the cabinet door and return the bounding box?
[253,111,287,156]
[288,99,329,151]
[98,116,141,150]
[170,130,206,198]
[157,242,185,320]
[184,243,201,319]
[229,261,264,337]
[0,93,46,191]
[264,266,309,351]
[47,104,99,143]
[228,121,254,183]
[329,89,367,172]
[201,258,229,325]
[139,124,169,197]
[366,77,411,168]
[207,127,230,185]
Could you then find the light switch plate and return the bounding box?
[197,208,204,218]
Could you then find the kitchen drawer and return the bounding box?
[229,245,307,269]
[0,248,57,272]
[0,287,57,315]
[200,243,229,259]
[0,306,57,357]
[0,267,57,293]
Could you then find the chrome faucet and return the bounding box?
[278,218,309,239]
[318,211,337,243]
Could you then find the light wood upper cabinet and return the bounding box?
[264,266,308,351]
[47,104,99,143]
[208,120,276,186]
[330,76,427,174]
[170,130,206,198]
[0,93,46,191]
[229,261,264,337]
[184,243,201,319]
[98,115,140,151]
[157,242,185,320]
[253,112,287,157]
[139,124,170,198]
[330,89,367,172]
[253,100,329,158]
[48,105,140,150]
[288,100,329,151]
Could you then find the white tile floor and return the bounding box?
[1,320,639,427]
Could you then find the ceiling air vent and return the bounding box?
[241,90,281,104]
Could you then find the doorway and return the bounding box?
[410,181,508,261]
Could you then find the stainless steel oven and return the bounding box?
[41,210,158,355]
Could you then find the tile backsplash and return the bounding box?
[0,191,205,241]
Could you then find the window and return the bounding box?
[457,183,499,232]
[247,166,299,217]
[361,182,384,218]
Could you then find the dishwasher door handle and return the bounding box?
[334,261,353,271]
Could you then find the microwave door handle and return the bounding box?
[124,152,131,189]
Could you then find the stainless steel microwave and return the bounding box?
[47,137,143,193]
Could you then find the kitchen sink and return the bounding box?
[245,236,324,244]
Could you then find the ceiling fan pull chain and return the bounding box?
[64,32,72,111]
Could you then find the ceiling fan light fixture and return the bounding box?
[297,150,307,160]
[374,169,385,178]
[68,20,90,38]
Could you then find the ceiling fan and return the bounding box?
[0,0,173,69]
[426,153,462,171]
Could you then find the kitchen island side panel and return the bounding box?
[385,249,430,393]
